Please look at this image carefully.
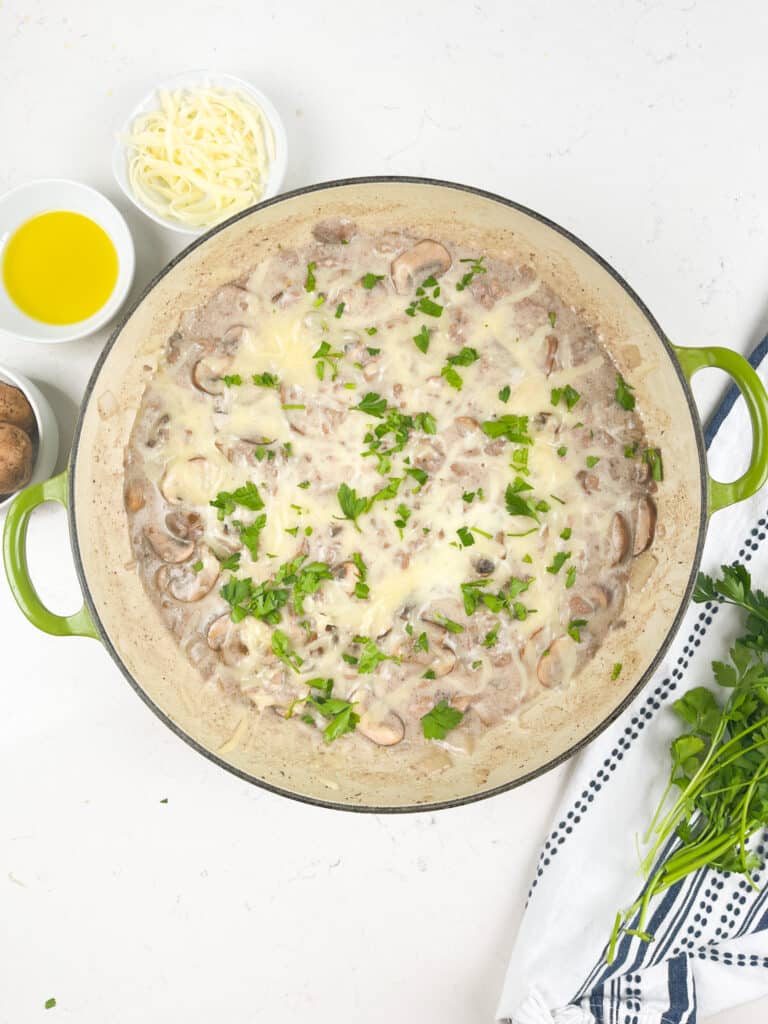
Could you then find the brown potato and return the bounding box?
[0,423,33,494]
[0,382,35,435]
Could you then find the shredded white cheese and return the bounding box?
[125,87,276,229]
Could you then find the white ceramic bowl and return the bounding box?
[112,70,288,237]
[0,364,59,511]
[0,179,135,344]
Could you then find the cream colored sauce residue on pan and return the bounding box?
[123,221,660,758]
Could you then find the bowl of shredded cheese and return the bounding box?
[113,71,287,235]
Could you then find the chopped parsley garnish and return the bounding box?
[567,618,587,643]
[336,483,369,531]
[415,411,437,434]
[351,552,369,599]
[482,624,499,647]
[457,525,475,547]
[447,346,480,366]
[297,480,311,490]
[223,373,242,387]
[352,391,388,418]
[282,403,305,410]
[406,466,428,488]
[304,262,316,292]
[218,551,241,572]
[191,559,204,573]
[44,999,56,1010]
[615,373,636,411]
[586,455,600,468]
[416,296,443,317]
[624,442,638,459]
[370,476,403,503]
[482,415,532,445]
[550,384,581,410]
[441,365,464,390]
[548,310,557,328]
[546,551,571,574]
[565,565,577,589]
[394,503,411,537]
[210,481,264,520]
[414,631,429,653]
[287,679,359,743]
[413,325,431,353]
[643,447,664,481]
[505,477,541,520]
[433,613,464,633]
[312,340,343,381]
[455,255,486,291]
[421,700,464,739]
[463,490,476,503]
[271,629,304,672]
[611,662,623,681]
[253,371,279,388]
[361,272,385,289]
[352,635,401,674]
[498,385,511,403]
[314,294,326,307]
[335,302,345,318]
[557,445,568,457]
[366,327,378,336]
[367,346,381,355]
[560,527,572,540]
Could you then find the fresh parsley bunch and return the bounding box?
[608,563,768,960]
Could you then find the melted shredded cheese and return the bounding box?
[125,87,275,229]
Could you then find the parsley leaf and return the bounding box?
[336,483,369,531]
[352,391,388,418]
[352,635,401,674]
[253,371,279,388]
[421,700,464,740]
[546,551,571,574]
[550,384,581,410]
[305,262,316,292]
[272,629,304,672]
[441,365,464,390]
[447,346,480,366]
[498,385,511,403]
[361,272,385,289]
[482,415,533,445]
[223,373,242,387]
[615,373,636,411]
[210,481,264,520]
[457,525,475,547]
[413,325,431,353]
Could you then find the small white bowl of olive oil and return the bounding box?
[0,179,135,343]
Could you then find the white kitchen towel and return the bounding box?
[497,337,768,1024]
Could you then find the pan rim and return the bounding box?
[68,175,709,813]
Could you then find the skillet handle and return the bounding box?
[2,470,99,639]
[673,345,768,516]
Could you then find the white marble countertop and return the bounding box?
[1,1,766,1020]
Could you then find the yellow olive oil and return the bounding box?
[2,210,118,324]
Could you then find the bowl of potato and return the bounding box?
[0,366,59,511]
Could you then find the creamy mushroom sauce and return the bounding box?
[124,221,659,753]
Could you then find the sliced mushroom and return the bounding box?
[633,496,657,556]
[454,416,480,437]
[159,457,208,505]
[357,711,405,747]
[145,413,170,449]
[192,355,234,396]
[412,437,445,473]
[334,560,359,596]
[313,217,357,244]
[576,470,600,494]
[390,239,452,294]
[166,510,203,541]
[408,626,458,677]
[207,614,230,651]
[124,480,146,512]
[569,595,593,618]
[537,635,570,688]
[544,334,559,376]
[584,584,610,610]
[610,512,630,566]
[144,525,195,564]
[157,546,220,602]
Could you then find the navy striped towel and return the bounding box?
[497,339,768,1024]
